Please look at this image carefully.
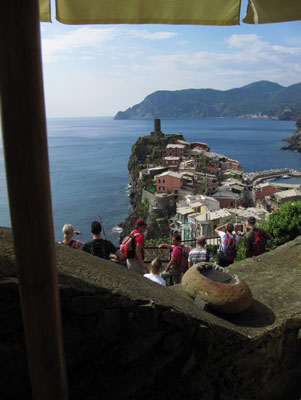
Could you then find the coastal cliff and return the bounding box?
[282,118,301,152]
[120,122,184,239]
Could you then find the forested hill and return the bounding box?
[114,81,301,120]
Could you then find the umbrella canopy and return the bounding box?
[39,0,301,25]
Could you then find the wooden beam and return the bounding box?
[0,1,69,399]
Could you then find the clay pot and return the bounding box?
[182,263,253,314]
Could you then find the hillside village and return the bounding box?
[127,119,301,241]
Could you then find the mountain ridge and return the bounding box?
[114,81,301,120]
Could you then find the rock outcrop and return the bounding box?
[1,227,301,400]
[121,128,184,239]
[282,119,301,152]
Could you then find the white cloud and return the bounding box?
[42,27,119,61]
[125,30,177,40]
[226,33,263,48]
[41,26,177,62]
[41,24,301,116]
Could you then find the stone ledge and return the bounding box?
[1,227,301,400]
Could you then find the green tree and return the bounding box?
[234,239,246,263]
[265,201,301,247]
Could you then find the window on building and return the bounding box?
[159,186,165,191]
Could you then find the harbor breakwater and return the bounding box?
[243,168,301,185]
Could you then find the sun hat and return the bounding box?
[136,218,150,228]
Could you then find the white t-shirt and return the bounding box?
[144,273,166,286]
[218,231,240,253]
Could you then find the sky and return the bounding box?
[40,1,301,118]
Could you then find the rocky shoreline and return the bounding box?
[282,118,301,152]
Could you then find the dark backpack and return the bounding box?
[224,233,237,262]
[68,240,75,248]
[120,232,140,259]
[90,239,107,259]
[177,245,190,273]
[251,229,266,256]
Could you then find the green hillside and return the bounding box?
[114,81,301,120]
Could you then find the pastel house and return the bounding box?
[155,171,183,195]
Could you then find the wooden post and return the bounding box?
[0,1,69,399]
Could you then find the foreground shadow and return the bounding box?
[209,299,276,328]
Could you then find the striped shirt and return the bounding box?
[188,247,214,265]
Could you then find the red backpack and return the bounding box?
[120,231,140,259]
[224,232,237,262]
[250,229,266,256]
[177,244,190,273]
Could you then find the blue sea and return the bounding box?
[0,117,300,245]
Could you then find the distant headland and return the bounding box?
[114,80,301,121]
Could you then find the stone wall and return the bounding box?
[142,189,176,214]
[1,227,301,400]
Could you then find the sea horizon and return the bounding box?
[0,117,300,245]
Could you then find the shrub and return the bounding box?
[265,201,301,247]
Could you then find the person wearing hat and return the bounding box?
[58,223,84,249]
[244,216,273,258]
[126,218,149,275]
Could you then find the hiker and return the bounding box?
[244,216,273,258]
[144,257,166,286]
[81,221,123,260]
[159,234,188,285]
[215,222,240,267]
[58,224,84,249]
[125,219,149,275]
[188,235,214,267]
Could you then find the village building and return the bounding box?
[252,182,301,210]
[155,170,183,195]
[187,209,232,243]
[163,156,180,170]
[219,179,249,207]
[211,188,242,208]
[221,168,243,181]
[142,190,176,216]
[178,159,195,175]
[180,172,194,190]
[190,142,210,152]
[139,166,169,181]
[220,158,243,172]
[179,193,220,213]
[175,139,190,147]
[169,206,196,236]
[165,143,186,159]
[252,182,281,208]
[193,171,219,194]
[268,188,301,211]
[227,207,269,225]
